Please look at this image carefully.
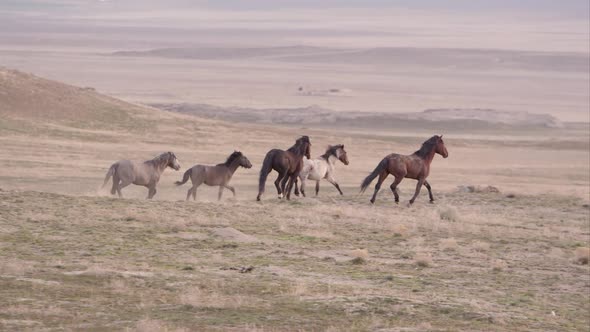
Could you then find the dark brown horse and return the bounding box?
[360,135,448,205]
[256,136,311,201]
[175,151,252,201]
[102,152,181,199]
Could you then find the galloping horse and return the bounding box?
[102,152,181,199]
[175,151,252,201]
[360,135,448,205]
[256,136,311,201]
[293,144,349,197]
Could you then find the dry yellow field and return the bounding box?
[0,68,589,331]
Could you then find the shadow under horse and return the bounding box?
[257,136,311,201]
[360,135,448,205]
[102,151,181,199]
[175,151,252,201]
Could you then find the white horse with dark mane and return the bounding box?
[293,144,349,197]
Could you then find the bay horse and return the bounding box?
[293,144,349,197]
[256,136,311,201]
[175,151,252,201]
[360,135,448,205]
[102,151,181,199]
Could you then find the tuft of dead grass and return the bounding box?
[348,248,369,259]
[472,241,491,252]
[574,247,590,265]
[438,205,460,222]
[440,238,458,251]
[491,259,508,271]
[414,252,433,267]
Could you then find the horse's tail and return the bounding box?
[360,158,388,193]
[258,151,275,195]
[102,163,117,188]
[175,168,192,186]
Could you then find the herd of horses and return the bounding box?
[102,135,448,205]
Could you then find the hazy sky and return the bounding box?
[2,0,589,17]
[1,0,588,53]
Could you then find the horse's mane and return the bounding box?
[414,136,438,158]
[146,152,172,165]
[287,136,310,155]
[320,145,343,160]
[218,151,242,166]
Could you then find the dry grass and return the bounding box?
[440,238,459,251]
[348,248,369,259]
[438,205,460,222]
[574,247,590,265]
[472,241,491,253]
[414,252,434,268]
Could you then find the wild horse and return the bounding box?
[102,151,181,199]
[360,135,448,205]
[293,144,349,197]
[257,136,311,201]
[175,151,252,201]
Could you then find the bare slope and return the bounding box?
[0,67,162,131]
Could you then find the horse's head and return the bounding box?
[435,136,448,158]
[167,152,181,170]
[335,144,349,165]
[235,151,253,169]
[297,136,312,159]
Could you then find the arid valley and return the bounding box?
[0,1,589,331]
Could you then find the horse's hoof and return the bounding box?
[429,200,435,204]
[256,196,261,201]
[370,199,375,204]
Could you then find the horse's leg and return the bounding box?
[285,174,297,200]
[325,174,343,195]
[147,186,157,199]
[389,176,403,204]
[224,185,236,197]
[300,176,307,197]
[370,172,388,204]
[111,174,119,196]
[293,177,300,197]
[275,170,286,199]
[186,186,193,201]
[192,180,202,201]
[117,179,132,198]
[279,172,290,199]
[409,178,425,205]
[423,180,434,203]
[217,186,224,201]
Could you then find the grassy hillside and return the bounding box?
[0,190,588,331]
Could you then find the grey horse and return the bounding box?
[102,152,181,199]
[175,151,252,201]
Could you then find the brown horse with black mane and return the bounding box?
[360,135,448,205]
[256,136,311,201]
[175,151,252,201]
